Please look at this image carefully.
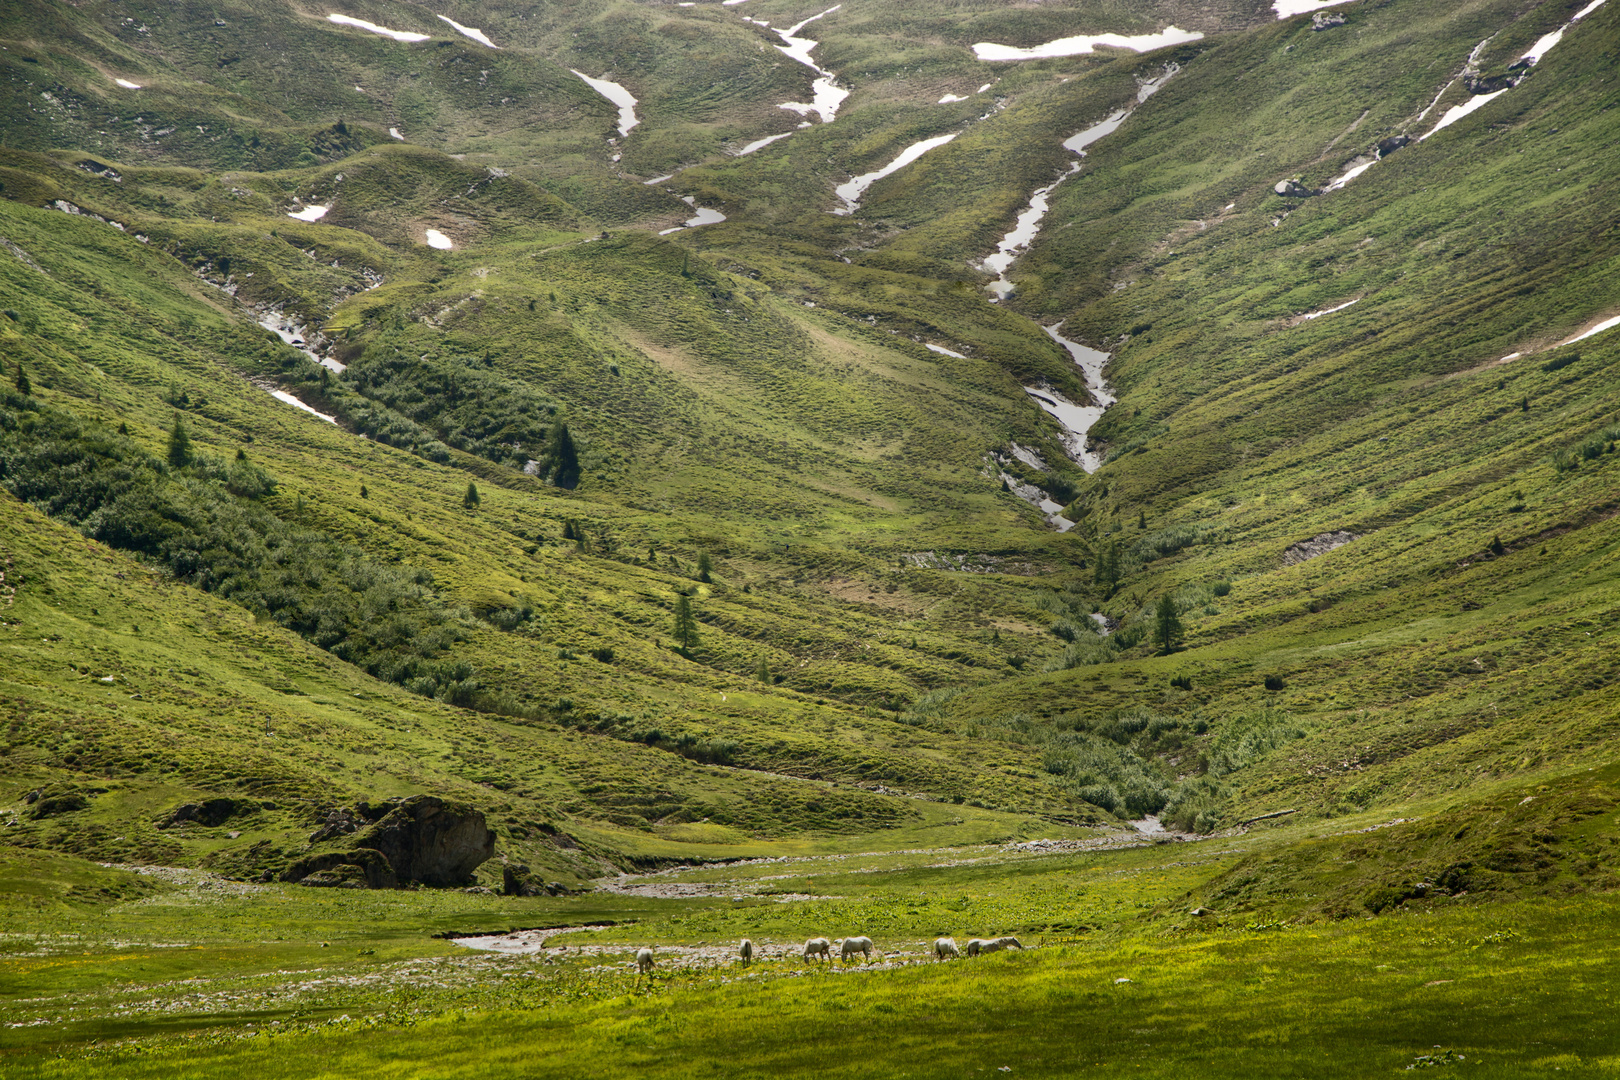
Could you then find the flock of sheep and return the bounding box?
[633,935,1023,973]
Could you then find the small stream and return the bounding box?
[833,132,960,215]
[982,70,1174,299]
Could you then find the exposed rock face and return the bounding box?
[503,863,561,897]
[1376,134,1411,157]
[278,795,495,889]
[283,848,398,889]
[1282,530,1359,565]
[1311,11,1346,29]
[164,798,245,828]
[354,796,496,886]
[1274,178,1316,198]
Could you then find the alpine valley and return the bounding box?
[0,0,1617,1075]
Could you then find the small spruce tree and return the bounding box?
[672,594,699,651]
[1154,594,1183,656]
[166,414,192,469]
[549,420,581,489]
[15,363,31,396]
[360,484,369,499]
[697,551,713,583]
[755,655,770,682]
[463,482,481,509]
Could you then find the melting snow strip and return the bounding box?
[286,205,329,221]
[327,14,429,42]
[1298,298,1359,320]
[736,132,794,156]
[972,26,1201,62]
[270,391,338,424]
[1272,0,1355,18]
[833,132,959,214]
[436,15,498,48]
[115,78,141,89]
[571,71,640,137]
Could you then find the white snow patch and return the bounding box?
[736,132,794,155]
[972,26,1201,62]
[977,83,993,94]
[939,93,968,104]
[286,205,329,222]
[436,15,498,48]
[659,196,727,234]
[1272,0,1355,17]
[643,173,675,185]
[925,343,966,359]
[1420,88,1509,140]
[833,131,959,214]
[327,14,429,42]
[572,71,640,137]
[1519,28,1565,65]
[1323,157,1377,192]
[1298,298,1359,320]
[115,79,142,89]
[772,7,849,124]
[424,229,453,249]
[1028,325,1115,474]
[388,127,404,140]
[1559,313,1620,347]
[270,391,338,424]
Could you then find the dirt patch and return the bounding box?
[822,575,925,612]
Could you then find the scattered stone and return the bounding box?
[1311,11,1346,29]
[1190,906,1213,917]
[1274,178,1316,198]
[1282,530,1359,565]
[1376,134,1411,157]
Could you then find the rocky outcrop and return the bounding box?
[1311,11,1346,29]
[283,847,398,889]
[278,795,495,889]
[1375,134,1410,157]
[1282,530,1359,566]
[1273,178,1316,198]
[501,863,569,897]
[163,798,247,829]
[353,795,496,886]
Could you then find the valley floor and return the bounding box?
[5,787,1619,1078]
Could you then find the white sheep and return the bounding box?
[840,936,873,964]
[636,947,655,973]
[966,936,1023,957]
[933,937,960,960]
[739,938,754,963]
[803,936,831,963]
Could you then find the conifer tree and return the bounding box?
[549,420,581,489]
[463,482,480,509]
[672,594,699,651]
[166,414,191,468]
[697,551,713,583]
[1154,594,1183,655]
[15,363,30,396]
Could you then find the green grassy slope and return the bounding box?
[0,0,1618,1070]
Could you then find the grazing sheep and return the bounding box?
[803,937,832,963]
[933,937,960,960]
[967,936,1023,957]
[636,947,655,974]
[840,936,874,964]
[739,938,754,963]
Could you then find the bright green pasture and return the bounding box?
[8,894,1618,1079]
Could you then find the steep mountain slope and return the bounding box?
[0,0,1618,1069]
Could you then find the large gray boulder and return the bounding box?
[354,795,496,886]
